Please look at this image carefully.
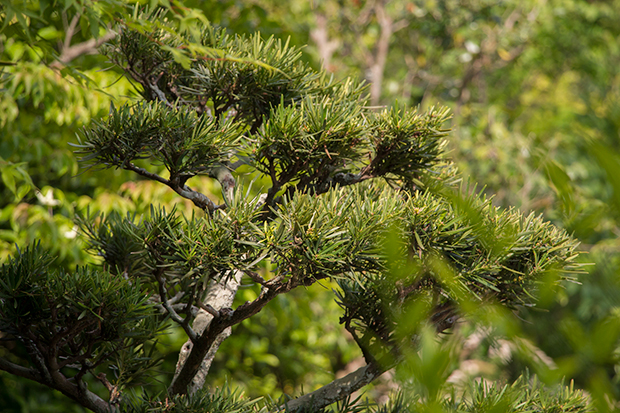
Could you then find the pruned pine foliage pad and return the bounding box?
[336,185,580,363]
[374,374,591,413]
[121,386,264,413]
[0,243,163,388]
[76,101,244,177]
[81,13,453,206]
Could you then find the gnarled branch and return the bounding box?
[169,274,319,395]
[281,362,386,412]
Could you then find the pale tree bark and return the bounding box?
[53,31,117,66]
[50,11,117,69]
[170,164,241,394]
[365,0,409,106]
[171,272,242,394]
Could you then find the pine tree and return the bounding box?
[0,10,584,413]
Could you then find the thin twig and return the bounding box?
[96,373,122,404]
[63,13,81,51]
[155,271,197,342]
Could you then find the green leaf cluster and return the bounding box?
[408,190,581,307]
[335,188,581,362]
[368,105,450,185]
[253,94,366,188]
[82,17,456,212]
[122,385,262,413]
[117,372,591,413]
[104,14,324,131]
[0,242,163,388]
[2,0,120,60]
[0,2,600,410]
[185,26,323,128]
[267,184,402,284]
[381,373,591,413]
[75,101,244,178]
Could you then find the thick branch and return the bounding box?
[170,272,243,395]
[148,80,175,108]
[281,362,386,412]
[169,276,304,395]
[0,357,113,413]
[208,164,237,205]
[50,369,115,413]
[187,325,231,394]
[123,162,219,212]
[315,169,375,195]
[0,357,41,382]
[196,301,220,318]
[96,373,121,405]
[240,268,266,285]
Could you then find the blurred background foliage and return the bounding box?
[1,0,620,411]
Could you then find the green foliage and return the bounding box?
[0,0,142,266]
[184,28,322,126]
[0,158,35,201]
[252,101,452,195]
[122,385,262,413]
[2,0,117,59]
[235,0,620,404]
[367,105,450,185]
[0,242,55,323]
[0,243,165,389]
[335,187,581,367]
[112,371,595,413]
[253,94,366,186]
[75,101,244,177]
[444,374,592,413]
[103,13,323,131]
[265,184,397,283]
[78,206,248,298]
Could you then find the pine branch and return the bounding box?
[207,164,237,205]
[196,301,220,318]
[169,274,320,395]
[123,161,220,212]
[0,357,114,413]
[0,357,40,382]
[281,362,386,412]
[171,272,242,395]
